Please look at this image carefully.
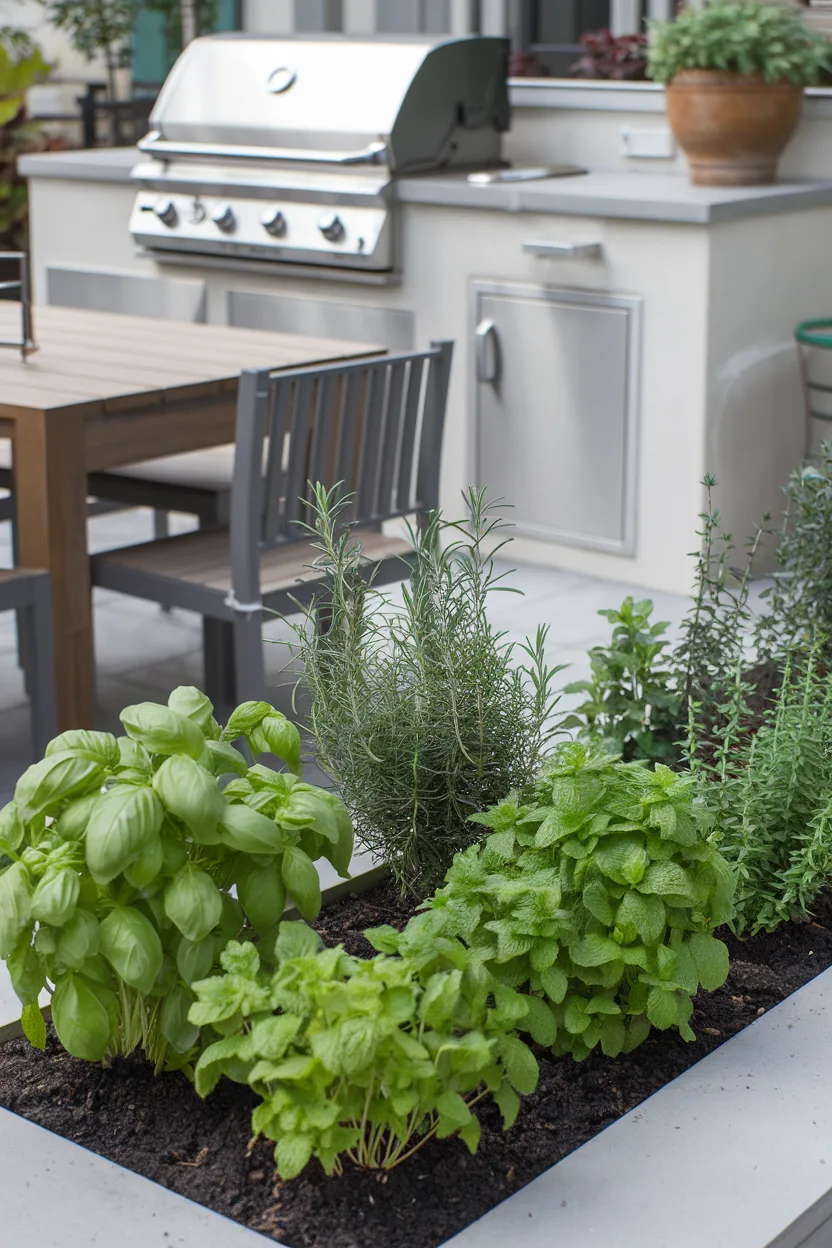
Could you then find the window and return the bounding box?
[512,0,675,77]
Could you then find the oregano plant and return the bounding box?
[374,744,735,1061]
[0,688,353,1069]
[189,920,538,1179]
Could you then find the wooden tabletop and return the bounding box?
[0,302,386,731]
[0,304,383,418]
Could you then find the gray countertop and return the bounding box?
[19,146,832,225]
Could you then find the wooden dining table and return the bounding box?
[0,303,384,731]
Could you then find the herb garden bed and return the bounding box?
[2,877,832,1248]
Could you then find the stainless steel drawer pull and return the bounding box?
[475,319,500,384]
[523,240,603,260]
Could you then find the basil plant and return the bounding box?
[0,688,353,1069]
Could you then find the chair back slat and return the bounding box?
[355,362,389,520]
[281,374,317,531]
[305,372,339,513]
[333,368,365,512]
[228,343,454,606]
[375,358,407,519]
[262,375,292,539]
[396,356,426,513]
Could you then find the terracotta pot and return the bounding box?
[666,70,804,187]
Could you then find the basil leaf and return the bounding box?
[280,791,339,844]
[7,932,44,1006]
[54,909,99,971]
[119,703,205,761]
[0,862,32,957]
[281,847,322,921]
[220,701,271,743]
[99,906,163,995]
[253,714,301,770]
[0,801,23,855]
[238,863,286,932]
[219,803,285,855]
[85,786,164,885]
[15,752,105,822]
[51,973,114,1062]
[167,687,216,735]
[199,741,248,779]
[20,1002,46,1051]
[31,867,80,927]
[161,982,199,1054]
[176,933,216,985]
[164,865,222,943]
[152,754,224,844]
[45,731,119,768]
[123,836,164,890]
[54,793,99,843]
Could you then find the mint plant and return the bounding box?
[563,597,680,764]
[0,688,353,1068]
[374,745,734,1061]
[189,920,537,1179]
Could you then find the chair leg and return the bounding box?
[232,612,266,707]
[203,618,237,720]
[153,510,173,615]
[25,578,58,757]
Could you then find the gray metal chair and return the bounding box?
[91,340,454,714]
[0,568,58,756]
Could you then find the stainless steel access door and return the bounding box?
[473,281,641,555]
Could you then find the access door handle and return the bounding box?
[523,240,603,259]
[475,319,500,384]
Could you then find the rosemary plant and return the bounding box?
[286,486,564,895]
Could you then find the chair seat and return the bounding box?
[101,444,236,493]
[92,527,413,611]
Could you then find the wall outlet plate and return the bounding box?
[620,127,677,160]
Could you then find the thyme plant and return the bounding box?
[691,641,832,933]
[287,486,563,895]
[756,444,832,655]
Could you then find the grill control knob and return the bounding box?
[212,204,236,233]
[261,207,287,237]
[154,198,177,227]
[318,212,345,242]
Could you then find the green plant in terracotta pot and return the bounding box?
[648,2,832,186]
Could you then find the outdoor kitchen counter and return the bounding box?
[19,148,832,226]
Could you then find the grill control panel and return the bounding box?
[131,193,391,270]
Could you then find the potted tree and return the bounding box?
[647,1,832,186]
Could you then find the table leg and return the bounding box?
[13,409,95,729]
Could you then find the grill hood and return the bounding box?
[131,34,509,275]
[140,33,509,173]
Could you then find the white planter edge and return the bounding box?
[2,874,831,1248]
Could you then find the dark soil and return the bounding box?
[2,879,831,1248]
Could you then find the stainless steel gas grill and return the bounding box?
[129,34,509,276]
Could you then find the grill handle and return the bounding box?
[137,131,388,167]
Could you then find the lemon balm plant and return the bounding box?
[0,687,353,1068]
